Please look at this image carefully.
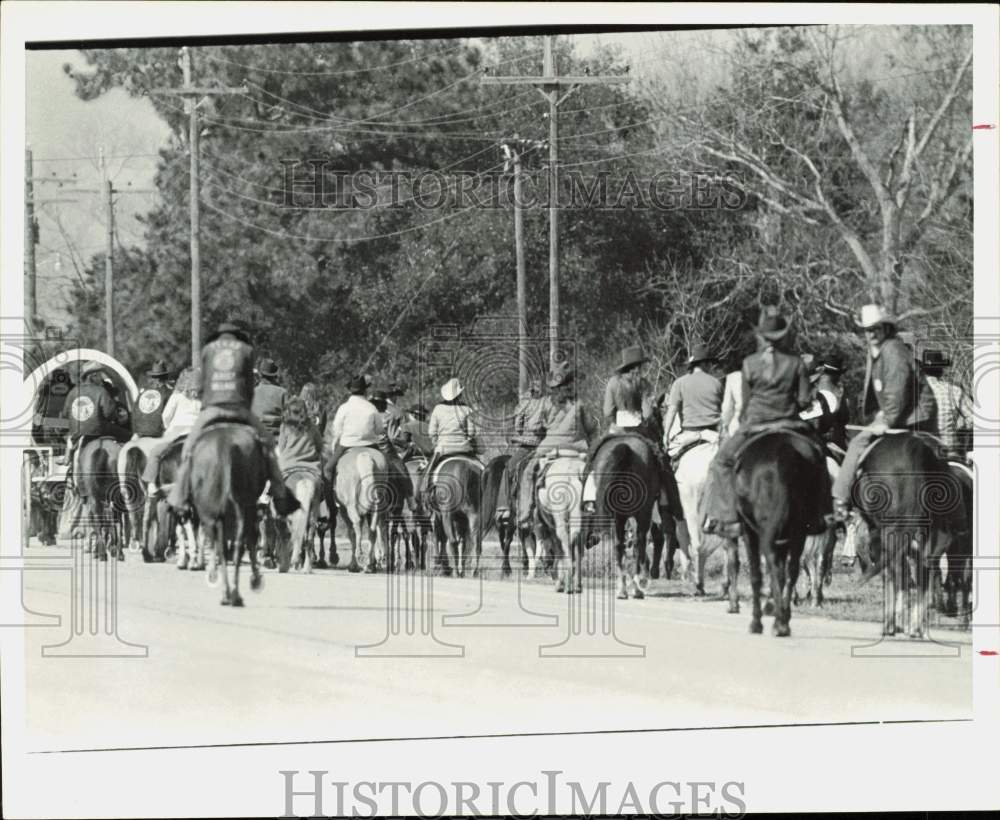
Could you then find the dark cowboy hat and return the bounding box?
[686,343,714,367]
[206,321,251,344]
[257,358,279,379]
[408,403,429,418]
[370,388,388,402]
[755,309,790,342]
[547,360,576,389]
[920,349,951,369]
[147,359,171,378]
[615,346,649,373]
[816,352,846,373]
[386,381,406,397]
[346,375,368,393]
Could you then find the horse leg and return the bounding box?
[909,534,928,639]
[614,517,629,600]
[216,520,232,606]
[650,519,664,580]
[469,511,482,578]
[783,540,804,636]
[230,508,245,608]
[499,521,513,577]
[632,512,652,599]
[725,537,740,614]
[345,514,361,573]
[766,535,790,637]
[746,531,763,634]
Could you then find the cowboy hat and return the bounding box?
[616,346,649,373]
[346,375,367,393]
[147,359,171,378]
[755,310,790,341]
[441,377,463,401]
[369,388,388,402]
[408,403,429,418]
[816,352,846,373]
[387,381,406,397]
[686,343,714,367]
[547,360,576,389]
[856,304,897,330]
[206,321,251,344]
[80,361,106,378]
[257,358,279,379]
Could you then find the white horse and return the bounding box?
[335,448,391,573]
[535,453,587,593]
[667,427,721,595]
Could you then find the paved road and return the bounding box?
[18,539,971,753]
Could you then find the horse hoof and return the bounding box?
[364,565,376,574]
[574,584,582,594]
[773,622,791,638]
[313,558,328,570]
[231,596,244,608]
[633,588,645,600]
[749,619,763,634]
[348,562,361,574]
[177,557,189,570]
[263,557,277,570]
[331,553,339,566]
[617,591,628,600]
[763,600,775,616]
[142,551,154,564]
[250,574,263,591]
[220,596,231,606]
[694,585,706,597]
[650,566,660,580]
[727,602,740,614]
[190,561,205,572]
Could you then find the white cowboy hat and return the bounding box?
[441,377,463,401]
[856,304,897,329]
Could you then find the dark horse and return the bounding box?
[581,435,662,600]
[733,431,828,637]
[480,453,541,577]
[854,434,967,637]
[190,424,267,607]
[77,437,124,561]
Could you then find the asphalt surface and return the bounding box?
[18,537,971,753]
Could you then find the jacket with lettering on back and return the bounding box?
[62,382,118,439]
[133,383,171,437]
[200,335,254,408]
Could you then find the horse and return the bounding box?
[427,455,483,578]
[581,434,662,600]
[76,437,124,562]
[937,460,972,628]
[535,452,588,593]
[334,447,392,573]
[383,455,416,570]
[854,434,966,638]
[189,424,267,607]
[397,458,432,570]
[148,438,198,566]
[283,466,323,573]
[670,437,723,595]
[116,439,157,555]
[797,456,841,607]
[480,453,543,578]
[734,430,828,637]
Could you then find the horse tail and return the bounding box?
[479,454,510,537]
[354,449,378,517]
[595,442,638,518]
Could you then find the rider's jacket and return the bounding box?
[740,348,812,426]
[252,380,287,438]
[200,333,254,408]
[133,382,170,437]
[62,382,118,439]
[861,337,937,430]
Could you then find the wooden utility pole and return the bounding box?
[100,149,116,357]
[151,47,244,366]
[483,35,628,367]
[24,147,37,335]
[502,140,528,396]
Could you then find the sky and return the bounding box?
[24,29,733,328]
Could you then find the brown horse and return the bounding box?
[854,434,966,637]
[427,456,483,577]
[397,458,432,570]
[189,424,267,607]
[480,453,541,577]
[76,437,124,562]
[734,431,828,637]
[581,435,662,600]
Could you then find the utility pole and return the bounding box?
[151,47,244,366]
[502,138,534,397]
[100,149,115,357]
[483,35,628,367]
[25,147,37,335]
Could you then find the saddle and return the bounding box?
[733,421,825,473]
[429,454,484,488]
[855,430,950,473]
[669,435,717,470]
[538,446,587,490]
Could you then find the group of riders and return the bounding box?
[44,301,970,552]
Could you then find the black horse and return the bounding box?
[734,431,829,637]
[854,434,967,637]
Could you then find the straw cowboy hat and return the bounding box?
[856,304,897,330]
[615,346,649,373]
[441,377,464,401]
[755,309,790,342]
[685,343,714,367]
[257,358,279,379]
[147,359,171,378]
[547,360,576,389]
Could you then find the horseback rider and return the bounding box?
[800,353,849,455]
[278,397,324,482]
[32,367,73,450]
[581,346,680,516]
[517,362,595,525]
[370,387,411,490]
[384,381,408,447]
[661,343,723,460]
[421,377,481,497]
[919,349,971,461]
[497,376,554,517]
[702,309,830,539]
[398,403,433,460]
[831,305,938,521]
[142,367,202,497]
[167,322,299,516]
[323,374,384,488]
[132,360,174,441]
[60,362,130,485]
[251,358,287,442]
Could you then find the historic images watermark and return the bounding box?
[279,162,748,212]
[279,770,747,818]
